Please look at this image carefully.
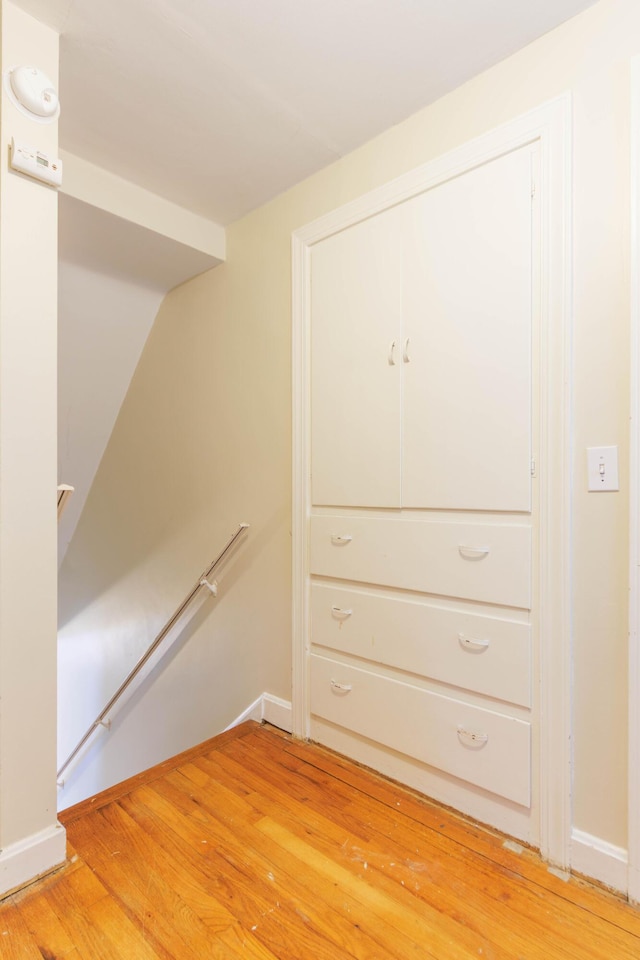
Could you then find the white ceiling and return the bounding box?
[15,0,597,224]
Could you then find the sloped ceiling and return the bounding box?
[56,192,219,566]
[14,0,597,224]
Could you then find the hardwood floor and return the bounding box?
[1,721,639,959]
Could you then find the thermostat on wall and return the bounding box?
[9,137,62,187]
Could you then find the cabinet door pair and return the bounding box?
[310,144,535,513]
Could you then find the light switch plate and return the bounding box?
[587,445,619,491]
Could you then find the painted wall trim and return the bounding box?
[224,695,263,730]
[262,694,293,733]
[0,0,63,888]
[628,54,640,906]
[571,828,628,896]
[291,228,311,742]
[292,95,572,868]
[0,823,66,898]
[225,694,293,734]
[59,151,226,262]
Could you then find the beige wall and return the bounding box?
[57,249,292,805]
[62,0,634,845]
[57,260,164,567]
[0,1,65,892]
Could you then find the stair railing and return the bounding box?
[57,522,250,785]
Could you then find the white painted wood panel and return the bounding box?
[310,207,403,507]
[311,582,531,706]
[401,146,533,510]
[310,653,531,806]
[310,515,532,609]
[310,717,534,843]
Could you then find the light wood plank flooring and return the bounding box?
[1,720,639,959]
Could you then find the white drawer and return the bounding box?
[310,515,531,609]
[310,653,531,806]
[311,583,531,707]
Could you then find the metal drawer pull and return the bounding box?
[330,679,353,694]
[458,633,490,652]
[331,606,353,620]
[458,545,490,560]
[331,534,353,545]
[457,726,489,748]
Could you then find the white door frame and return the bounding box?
[628,57,640,905]
[292,95,573,867]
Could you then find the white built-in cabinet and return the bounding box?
[304,142,540,841]
[311,147,533,512]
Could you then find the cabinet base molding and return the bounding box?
[310,717,535,845]
[570,828,628,895]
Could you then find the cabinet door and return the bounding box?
[310,207,402,507]
[402,146,534,511]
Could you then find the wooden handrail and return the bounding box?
[57,522,249,784]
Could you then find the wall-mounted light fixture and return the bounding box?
[3,65,60,122]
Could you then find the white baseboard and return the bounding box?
[629,859,640,906]
[226,693,293,736]
[570,828,628,894]
[261,693,293,733]
[0,822,66,898]
[224,695,263,730]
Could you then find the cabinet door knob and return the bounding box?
[331,606,353,620]
[331,534,353,545]
[458,633,490,652]
[403,337,411,363]
[458,545,490,560]
[330,679,353,694]
[388,340,397,365]
[457,726,489,748]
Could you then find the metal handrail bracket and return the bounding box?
[57,484,74,520]
[57,522,249,785]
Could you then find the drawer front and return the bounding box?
[311,583,531,707]
[310,515,531,609]
[310,653,531,806]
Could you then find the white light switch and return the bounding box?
[587,446,619,491]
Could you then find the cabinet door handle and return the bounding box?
[457,726,489,748]
[331,606,353,620]
[331,534,353,545]
[458,633,490,652]
[458,545,490,560]
[330,679,353,694]
[403,337,411,363]
[388,340,397,365]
